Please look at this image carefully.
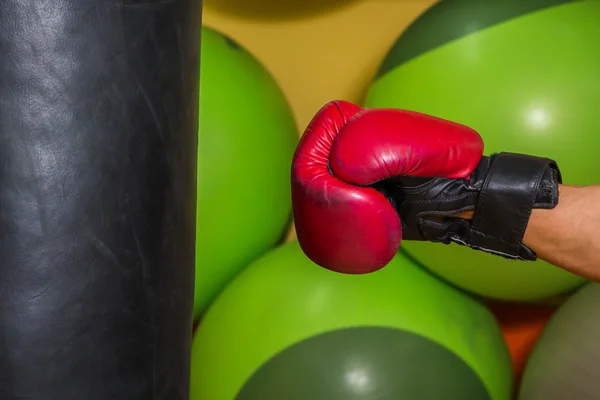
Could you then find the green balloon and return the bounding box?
[366,0,599,301]
[195,27,298,317]
[519,282,600,400]
[191,241,513,400]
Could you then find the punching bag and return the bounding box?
[0,1,201,399]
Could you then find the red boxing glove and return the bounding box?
[291,100,484,274]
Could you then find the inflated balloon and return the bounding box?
[195,27,298,317]
[366,0,600,301]
[519,283,600,399]
[191,241,513,400]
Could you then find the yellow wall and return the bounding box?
[203,0,436,240]
[203,0,435,132]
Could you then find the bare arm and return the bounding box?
[522,185,600,280]
[459,185,600,281]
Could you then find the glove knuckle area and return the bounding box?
[329,110,412,185]
[329,108,485,186]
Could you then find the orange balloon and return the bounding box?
[488,303,557,385]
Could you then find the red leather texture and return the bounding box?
[291,100,483,274]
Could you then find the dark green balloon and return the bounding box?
[238,327,491,400]
[520,283,600,399]
[367,0,600,302]
[377,0,579,77]
[191,241,512,400]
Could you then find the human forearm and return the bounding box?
[521,185,600,280]
[459,185,600,281]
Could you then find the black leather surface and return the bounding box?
[378,152,561,261]
[469,153,561,259]
[0,1,201,399]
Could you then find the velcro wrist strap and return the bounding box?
[468,152,559,260]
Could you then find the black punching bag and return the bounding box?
[0,1,201,399]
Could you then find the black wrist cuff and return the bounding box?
[466,152,561,261]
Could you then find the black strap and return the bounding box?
[468,153,557,260]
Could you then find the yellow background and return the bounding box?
[203,0,436,240]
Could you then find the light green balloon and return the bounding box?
[366,1,600,301]
[191,241,512,400]
[195,26,298,317]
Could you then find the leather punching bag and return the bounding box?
[0,1,201,399]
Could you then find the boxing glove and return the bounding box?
[291,100,562,274]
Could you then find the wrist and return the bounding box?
[453,210,474,220]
